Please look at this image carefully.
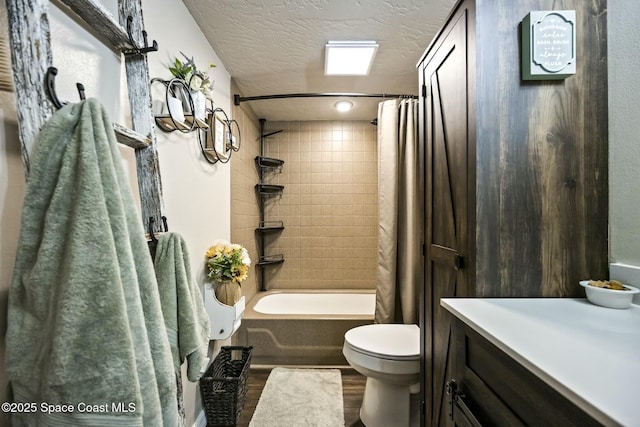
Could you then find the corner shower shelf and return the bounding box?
[257,254,285,267]
[256,220,285,233]
[256,119,285,290]
[256,184,284,195]
[256,156,285,171]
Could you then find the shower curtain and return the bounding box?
[375,98,423,324]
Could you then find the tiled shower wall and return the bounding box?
[260,120,378,290]
[230,83,261,303]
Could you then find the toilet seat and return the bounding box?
[344,324,419,361]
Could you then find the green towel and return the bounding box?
[6,99,178,426]
[154,232,210,381]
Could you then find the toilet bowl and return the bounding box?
[343,324,420,427]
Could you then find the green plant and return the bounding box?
[169,52,216,100]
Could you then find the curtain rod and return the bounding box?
[233,93,418,105]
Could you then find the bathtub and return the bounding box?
[237,289,376,366]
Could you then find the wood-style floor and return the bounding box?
[236,368,367,427]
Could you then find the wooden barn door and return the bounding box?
[423,7,471,426]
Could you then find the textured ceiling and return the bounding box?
[182,0,457,121]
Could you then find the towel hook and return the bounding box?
[148,216,158,243]
[124,15,158,55]
[147,216,169,243]
[46,67,86,109]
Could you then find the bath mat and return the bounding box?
[249,367,345,427]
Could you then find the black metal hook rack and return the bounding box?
[45,12,160,110]
[147,215,168,259]
[124,15,158,55]
[147,215,169,243]
[45,67,86,109]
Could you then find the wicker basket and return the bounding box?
[200,346,252,427]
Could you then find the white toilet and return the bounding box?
[343,324,420,427]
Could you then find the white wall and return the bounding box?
[143,1,233,424]
[144,0,232,257]
[0,0,232,425]
[608,2,640,267]
[49,0,234,266]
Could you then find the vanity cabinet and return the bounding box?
[416,0,608,425]
[440,298,639,427]
[448,321,600,427]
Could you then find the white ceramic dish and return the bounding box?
[579,280,640,309]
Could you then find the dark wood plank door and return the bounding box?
[423,6,471,426]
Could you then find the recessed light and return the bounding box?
[325,41,378,76]
[335,100,353,112]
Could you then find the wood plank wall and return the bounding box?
[474,0,608,298]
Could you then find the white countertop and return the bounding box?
[441,298,640,427]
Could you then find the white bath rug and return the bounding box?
[249,367,345,427]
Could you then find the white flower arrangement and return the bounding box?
[205,239,251,284]
[169,52,216,101]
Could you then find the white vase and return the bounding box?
[191,91,207,121]
[167,95,185,123]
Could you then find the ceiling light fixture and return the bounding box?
[324,41,378,76]
[335,100,353,112]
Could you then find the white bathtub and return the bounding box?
[253,292,376,315]
[238,289,376,365]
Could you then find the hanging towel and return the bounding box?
[154,232,211,381]
[6,98,178,426]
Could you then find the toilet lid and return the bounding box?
[345,324,419,360]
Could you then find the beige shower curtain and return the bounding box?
[375,98,423,324]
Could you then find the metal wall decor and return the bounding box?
[203,107,241,164]
[152,77,241,164]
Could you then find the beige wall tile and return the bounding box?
[255,120,378,290]
[230,84,261,302]
[231,118,378,292]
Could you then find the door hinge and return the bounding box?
[422,84,427,98]
[446,379,460,420]
[422,243,426,256]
